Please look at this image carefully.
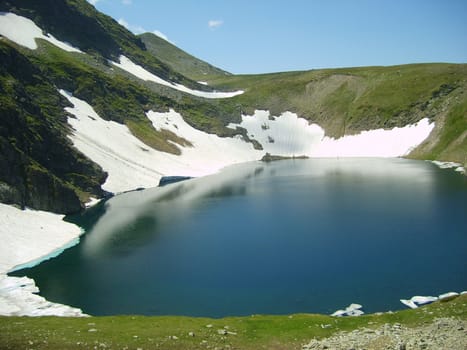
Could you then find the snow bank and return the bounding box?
[60,90,259,194]
[0,12,82,52]
[313,118,435,157]
[400,292,463,309]
[0,203,85,316]
[111,55,244,99]
[228,110,434,158]
[228,110,324,156]
[432,161,465,174]
[331,303,364,317]
[146,109,260,171]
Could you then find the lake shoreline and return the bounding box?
[0,203,87,316]
[1,158,465,317]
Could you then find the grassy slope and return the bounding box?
[0,295,465,349]
[209,63,467,166]
[139,32,231,81]
[0,0,202,90]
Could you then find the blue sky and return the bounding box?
[89,0,467,74]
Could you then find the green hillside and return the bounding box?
[0,295,466,350]
[139,32,231,81]
[209,64,467,164]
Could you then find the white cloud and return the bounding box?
[87,0,99,5]
[208,19,223,29]
[122,0,132,5]
[118,18,129,29]
[118,18,146,35]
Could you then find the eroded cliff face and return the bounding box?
[0,42,107,214]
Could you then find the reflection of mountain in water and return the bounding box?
[78,164,265,258]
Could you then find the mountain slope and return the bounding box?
[209,64,467,164]
[0,0,211,90]
[0,41,106,213]
[0,0,465,214]
[139,32,231,81]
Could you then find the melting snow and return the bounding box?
[0,203,85,316]
[228,110,434,158]
[0,12,82,52]
[110,55,244,99]
[312,118,435,157]
[60,90,259,194]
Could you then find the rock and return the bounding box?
[158,176,193,187]
[302,317,466,350]
[188,331,195,337]
[217,329,228,335]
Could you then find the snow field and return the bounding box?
[0,203,85,316]
[61,90,260,194]
[111,55,244,99]
[228,110,434,158]
[0,12,82,52]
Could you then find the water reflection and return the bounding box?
[81,163,266,257]
[82,158,439,258]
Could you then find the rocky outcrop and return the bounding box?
[0,42,107,214]
[303,317,467,350]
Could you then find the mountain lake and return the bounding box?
[11,158,467,317]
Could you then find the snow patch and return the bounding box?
[0,12,82,52]
[228,110,434,158]
[331,303,364,317]
[110,55,243,99]
[146,109,260,171]
[438,292,459,300]
[0,203,86,316]
[400,293,462,309]
[228,110,324,156]
[432,161,465,174]
[312,118,434,157]
[85,197,102,208]
[60,90,259,194]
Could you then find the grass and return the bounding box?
[210,63,466,131]
[125,119,192,155]
[139,32,230,81]
[0,295,465,349]
[425,98,467,164]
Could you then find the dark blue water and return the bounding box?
[12,159,467,317]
